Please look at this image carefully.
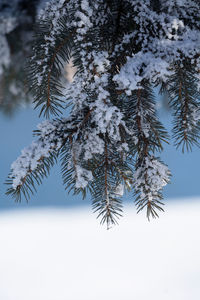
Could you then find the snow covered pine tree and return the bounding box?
[6,0,200,227]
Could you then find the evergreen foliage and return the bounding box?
[6,0,200,228]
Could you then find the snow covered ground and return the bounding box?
[0,199,200,300]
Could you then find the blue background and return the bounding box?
[1,105,200,211]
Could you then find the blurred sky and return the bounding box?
[1,104,200,211]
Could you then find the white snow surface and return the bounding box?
[0,199,200,300]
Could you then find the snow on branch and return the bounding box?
[134,156,171,219]
[6,0,200,225]
[9,119,68,190]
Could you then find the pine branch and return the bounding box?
[168,61,200,152]
[6,151,58,202]
[134,155,171,220]
[91,138,132,228]
[121,83,170,218]
[29,16,74,117]
[5,0,200,226]
[6,118,73,201]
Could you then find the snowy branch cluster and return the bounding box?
[7,0,200,225]
[10,120,65,188]
[113,1,200,91]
